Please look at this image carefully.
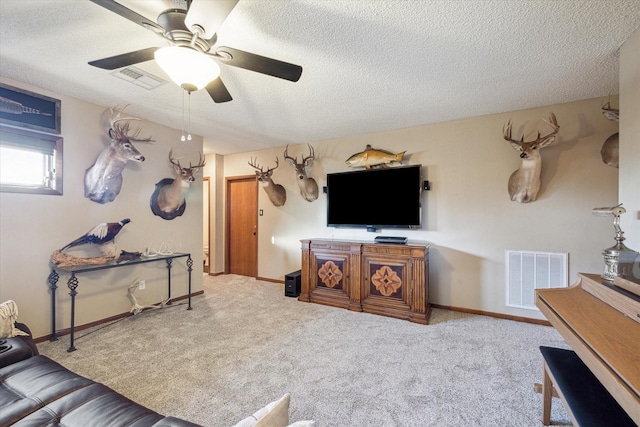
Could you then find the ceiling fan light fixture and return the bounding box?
[154,46,220,92]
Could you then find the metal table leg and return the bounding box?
[187,255,193,310]
[67,273,79,352]
[166,258,173,304]
[48,269,59,341]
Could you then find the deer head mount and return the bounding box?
[284,144,319,202]
[85,105,154,204]
[600,101,619,168]
[150,148,205,220]
[503,113,560,203]
[249,157,287,207]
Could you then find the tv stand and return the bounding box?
[299,239,430,324]
[374,236,407,244]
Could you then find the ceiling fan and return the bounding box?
[88,0,303,103]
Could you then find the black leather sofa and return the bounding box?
[0,324,200,427]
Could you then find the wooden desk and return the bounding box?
[536,273,640,424]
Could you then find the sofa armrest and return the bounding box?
[13,322,39,355]
[0,337,35,368]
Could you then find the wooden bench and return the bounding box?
[540,346,636,426]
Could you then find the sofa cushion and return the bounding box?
[150,417,203,427]
[0,355,96,425]
[11,382,169,427]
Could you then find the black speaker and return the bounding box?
[285,270,302,297]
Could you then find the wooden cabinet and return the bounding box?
[300,239,430,324]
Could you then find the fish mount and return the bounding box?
[345,144,406,169]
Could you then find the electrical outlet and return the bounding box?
[138,280,145,290]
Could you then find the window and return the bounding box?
[0,125,63,195]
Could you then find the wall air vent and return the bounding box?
[111,66,167,90]
[506,250,568,310]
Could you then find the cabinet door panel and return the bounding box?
[362,255,412,318]
[368,263,405,299]
[310,251,351,309]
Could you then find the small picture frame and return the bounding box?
[0,83,61,134]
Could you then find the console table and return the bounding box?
[48,253,193,352]
[299,239,430,324]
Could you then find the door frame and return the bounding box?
[224,175,258,275]
[203,176,210,274]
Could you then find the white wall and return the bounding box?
[0,78,204,339]
[619,27,640,263]
[221,97,619,321]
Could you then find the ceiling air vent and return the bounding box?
[111,66,167,90]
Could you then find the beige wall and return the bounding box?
[619,27,640,258]
[221,97,620,321]
[202,153,225,274]
[0,78,204,339]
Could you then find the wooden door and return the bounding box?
[225,175,258,277]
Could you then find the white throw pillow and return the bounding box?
[231,394,290,427]
[0,300,28,339]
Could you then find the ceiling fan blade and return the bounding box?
[206,78,233,103]
[89,0,163,32]
[185,0,239,40]
[216,47,303,82]
[89,47,159,70]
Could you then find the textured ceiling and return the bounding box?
[1,0,638,155]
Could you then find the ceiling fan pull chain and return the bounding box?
[187,91,192,141]
[181,89,186,142]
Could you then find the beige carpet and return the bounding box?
[37,274,571,426]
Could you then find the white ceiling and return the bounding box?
[1,0,638,155]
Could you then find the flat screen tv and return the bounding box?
[326,164,422,229]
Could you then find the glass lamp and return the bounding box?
[155,46,220,92]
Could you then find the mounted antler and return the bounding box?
[150,148,206,220]
[284,144,319,202]
[503,113,559,153]
[600,101,619,168]
[503,113,560,203]
[284,144,315,168]
[108,105,154,143]
[84,105,155,204]
[169,148,206,180]
[249,157,286,207]
[248,156,279,175]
